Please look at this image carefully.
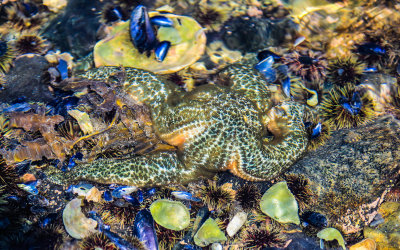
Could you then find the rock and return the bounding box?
[194,218,227,247]
[94,11,206,74]
[62,198,97,239]
[260,181,300,225]
[43,0,105,58]
[364,202,400,250]
[317,228,346,250]
[0,54,54,103]
[149,199,190,231]
[288,116,400,234]
[349,238,376,250]
[226,211,247,237]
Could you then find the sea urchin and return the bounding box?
[321,85,376,129]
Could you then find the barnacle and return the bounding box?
[321,85,376,129]
[283,50,327,82]
[79,233,117,250]
[235,183,261,212]
[14,31,47,55]
[197,179,235,211]
[327,57,366,87]
[284,174,315,210]
[0,39,14,73]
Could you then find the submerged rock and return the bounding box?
[260,181,300,225]
[364,202,400,250]
[288,115,400,234]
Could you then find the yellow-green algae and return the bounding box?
[93,11,206,74]
[149,199,190,231]
[260,181,300,225]
[194,218,227,247]
[317,228,346,250]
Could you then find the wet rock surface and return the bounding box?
[0,55,53,103]
[288,115,400,234]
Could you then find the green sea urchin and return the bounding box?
[79,232,117,250]
[284,174,315,210]
[0,40,14,73]
[197,180,235,211]
[321,85,376,129]
[14,32,47,55]
[327,56,365,87]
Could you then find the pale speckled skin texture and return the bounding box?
[48,63,308,187]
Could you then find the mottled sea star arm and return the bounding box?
[45,152,200,187]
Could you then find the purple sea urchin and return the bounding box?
[321,85,376,129]
[283,50,327,82]
[327,56,366,87]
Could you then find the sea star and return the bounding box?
[47,62,308,187]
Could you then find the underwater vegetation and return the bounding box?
[321,85,376,129]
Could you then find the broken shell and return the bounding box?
[149,199,190,231]
[317,227,346,250]
[226,211,247,237]
[194,218,227,247]
[93,12,206,74]
[260,181,300,225]
[63,198,98,239]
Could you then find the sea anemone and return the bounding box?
[155,223,185,250]
[14,32,47,55]
[283,50,327,82]
[0,39,14,73]
[327,57,366,87]
[321,85,376,129]
[241,224,285,249]
[235,183,261,212]
[303,112,331,150]
[197,179,235,211]
[79,232,117,250]
[284,174,315,210]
